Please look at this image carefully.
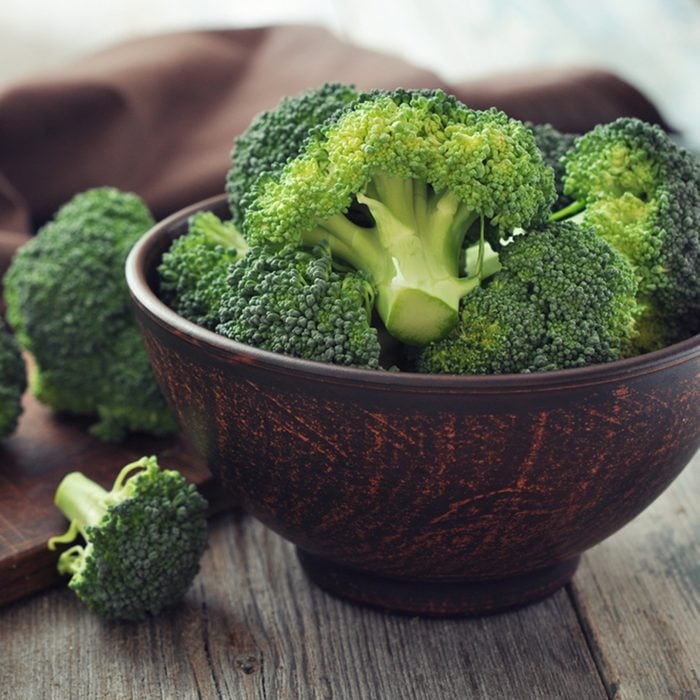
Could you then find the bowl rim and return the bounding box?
[126,194,700,393]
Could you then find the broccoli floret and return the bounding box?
[3,187,176,440]
[217,245,381,369]
[527,122,578,209]
[226,82,359,228]
[417,221,640,374]
[47,456,208,620]
[158,211,249,329]
[243,88,556,346]
[0,319,27,437]
[554,118,700,350]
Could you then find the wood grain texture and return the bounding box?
[0,423,696,698]
[0,508,605,700]
[0,392,231,607]
[0,512,605,700]
[571,452,700,700]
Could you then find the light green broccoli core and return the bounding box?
[48,458,152,575]
[303,172,487,346]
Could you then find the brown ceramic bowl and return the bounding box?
[126,194,700,616]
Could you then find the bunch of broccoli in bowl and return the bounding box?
[157,83,699,375]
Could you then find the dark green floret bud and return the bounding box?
[0,319,27,437]
[417,221,641,374]
[217,244,381,369]
[3,187,176,440]
[227,82,360,228]
[554,117,700,351]
[527,122,578,209]
[158,211,249,329]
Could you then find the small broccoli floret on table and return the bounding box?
[226,82,359,228]
[217,245,381,369]
[554,118,700,350]
[0,319,26,437]
[158,211,249,329]
[417,221,640,374]
[3,187,176,440]
[48,456,208,621]
[242,88,556,347]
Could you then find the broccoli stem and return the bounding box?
[549,199,586,222]
[49,458,152,544]
[191,211,250,253]
[52,472,110,540]
[304,172,486,346]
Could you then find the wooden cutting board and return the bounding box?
[0,391,234,608]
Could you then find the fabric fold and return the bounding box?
[0,24,670,276]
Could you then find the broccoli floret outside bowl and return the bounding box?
[4,187,177,441]
[48,455,208,620]
[125,195,700,617]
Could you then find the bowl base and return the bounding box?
[297,549,580,617]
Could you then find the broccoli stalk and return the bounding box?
[302,176,490,346]
[48,456,208,620]
[244,89,556,347]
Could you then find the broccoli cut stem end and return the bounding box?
[52,471,110,540]
[378,286,461,347]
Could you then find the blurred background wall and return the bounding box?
[1,0,698,148]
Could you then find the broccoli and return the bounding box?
[161,87,698,374]
[226,82,359,229]
[217,244,381,369]
[48,456,208,620]
[243,88,556,346]
[527,122,578,209]
[417,221,640,374]
[158,211,249,330]
[4,187,176,441]
[552,118,700,351]
[0,319,27,437]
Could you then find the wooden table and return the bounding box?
[1,451,698,699]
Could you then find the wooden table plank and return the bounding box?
[1,512,606,700]
[3,443,697,699]
[571,452,700,699]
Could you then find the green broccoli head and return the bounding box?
[3,187,176,440]
[158,211,249,330]
[48,456,208,620]
[0,319,27,437]
[217,244,381,369]
[244,88,556,346]
[560,118,700,346]
[563,118,677,202]
[417,221,640,374]
[527,122,578,209]
[226,82,359,228]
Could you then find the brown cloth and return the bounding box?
[0,24,669,268]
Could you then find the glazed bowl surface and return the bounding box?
[126,195,700,615]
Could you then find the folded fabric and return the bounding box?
[0,24,669,273]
